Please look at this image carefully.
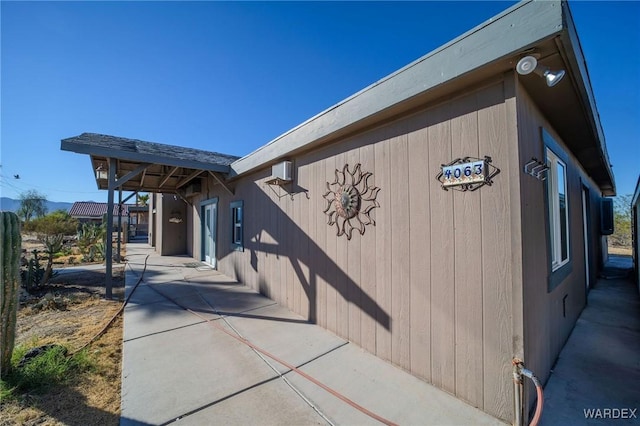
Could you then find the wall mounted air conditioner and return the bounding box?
[600,198,614,235]
[270,161,293,184]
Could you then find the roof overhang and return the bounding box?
[61,133,239,193]
[228,0,615,195]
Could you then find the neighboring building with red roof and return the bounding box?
[69,201,130,230]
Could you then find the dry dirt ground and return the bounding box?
[608,245,633,256]
[1,238,126,426]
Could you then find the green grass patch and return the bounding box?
[0,344,95,401]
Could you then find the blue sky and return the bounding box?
[1,1,638,203]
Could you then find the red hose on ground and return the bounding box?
[148,283,399,426]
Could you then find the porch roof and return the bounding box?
[61,133,240,193]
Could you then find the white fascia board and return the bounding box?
[230,0,563,177]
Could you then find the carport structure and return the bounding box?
[61,132,239,298]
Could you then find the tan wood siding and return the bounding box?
[374,137,393,362]
[325,155,338,333]
[407,114,431,382]
[359,143,378,354]
[335,150,349,339]
[515,81,604,413]
[346,148,362,344]
[451,92,484,408]
[428,103,456,393]
[314,158,328,327]
[185,79,519,422]
[390,132,411,370]
[478,82,514,418]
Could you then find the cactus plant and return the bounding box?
[1,211,22,378]
[77,222,106,262]
[39,233,63,284]
[22,249,46,293]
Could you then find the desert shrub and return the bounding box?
[52,247,73,258]
[24,210,78,236]
[77,223,106,262]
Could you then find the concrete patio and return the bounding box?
[119,242,503,425]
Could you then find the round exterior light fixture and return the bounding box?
[516,55,565,88]
[516,56,538,75]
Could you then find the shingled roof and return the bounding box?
[62,133,239,172]
[70,202,130,218]
[61,133,240,193]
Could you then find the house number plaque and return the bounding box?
[436,156,499,192]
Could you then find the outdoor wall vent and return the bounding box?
[184,180,202,197]
[269,161,293,184]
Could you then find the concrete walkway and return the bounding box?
[119,243,503,426]
[541,255,640,425]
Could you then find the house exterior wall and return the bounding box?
[156,193,187,256]
[515,81,606,410]
[187,77,523,422]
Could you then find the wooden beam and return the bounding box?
[122,191,138,204]
[159,166,179,188]
[174,190,192,206]
[209,171,234,196]
[176,169,204,189]
[109,163,150,190]
[139,168,147,187]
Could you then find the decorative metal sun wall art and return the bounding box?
[323,163,380,240]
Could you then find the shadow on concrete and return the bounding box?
[122,264,310,333]
[541,255,640,425]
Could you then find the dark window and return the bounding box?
[230,200,243,251]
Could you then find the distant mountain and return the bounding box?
[0,197,73,213]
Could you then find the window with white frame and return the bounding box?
[546,148,569,270]
[230,200,243,251]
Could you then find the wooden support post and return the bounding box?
[105,157,115,300]
[117,188,122,263]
